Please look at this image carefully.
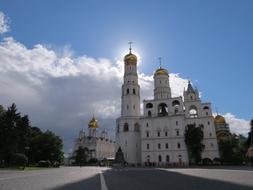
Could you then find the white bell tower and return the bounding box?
[116,42,141,165]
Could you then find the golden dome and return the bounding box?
[88,116,98,129]
[154,67,168,76]
[124,52,137,65]
[214,115,226,124]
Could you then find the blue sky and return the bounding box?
[0,0,252,152]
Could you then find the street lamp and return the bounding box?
[25,146,30,167]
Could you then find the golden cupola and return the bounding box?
[124,53,137,65]
[214,115,226,124]
[88,116,99,129]
[124,43,137,65]
[154,67,169,76]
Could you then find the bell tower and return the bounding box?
[121,42,140,116]
[115,42,141,165]
[153,58,171,100]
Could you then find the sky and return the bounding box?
[0,0,252,153]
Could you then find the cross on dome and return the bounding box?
[128,41,133,53]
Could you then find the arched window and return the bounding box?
[147,155,150,162]
[189,105,198,118]
[134,123,140,132]
[178,155,182,163]
[123,123,129,132]
[177,142,181,149]
[148,111,152,117]
[133,88,136,94]
[203,106,209,110]
[158,155,162,162]
[158,103,168,116]
[127,88,129,94]
[146,103,153,108]
[166,155,170,162]
[172,100,180,107]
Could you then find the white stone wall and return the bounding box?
[116,116,141,164]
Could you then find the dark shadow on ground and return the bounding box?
[49,173,100,190]
[103,168,253,190]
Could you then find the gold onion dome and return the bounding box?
[124,52,137,65]
[88,116,99,129]
[154,67,169,76]
[214,115,226,124]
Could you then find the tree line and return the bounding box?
[185,122,253,165]
[0,103,63,168]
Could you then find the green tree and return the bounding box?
[74,146,88,166]
[30,130,64,164]
[0,103,64,167]
[218,134,247,165]
[185,124,204,164]
[0,103,21,164]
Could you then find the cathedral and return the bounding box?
[71,116,115,163]
[116,46,220,166]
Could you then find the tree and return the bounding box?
[0,103,21,164]
[0,103,64,167]
[218,134,247,165]
[185,124,204,164]
[10,153,28,169]
[247,120,253,146]
[246,119,253,165]
[74,147,88,166]
[30,130,64,164]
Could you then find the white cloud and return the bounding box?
[0,12,9,34]
[223,113,250,136]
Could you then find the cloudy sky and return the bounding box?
[0,1,252,153]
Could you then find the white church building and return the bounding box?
[116,46,220,166]
[71,116,115,162]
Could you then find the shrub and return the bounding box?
[52,161,60,168]
[10,153,28,167]
[38,160,51,167]
[202,158,213,165]
[213,157,221,165]
[88,158,98,163]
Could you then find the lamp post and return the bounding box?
[25,146,30,168]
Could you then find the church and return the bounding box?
[116,46,220,166]
[71,116,115,163]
